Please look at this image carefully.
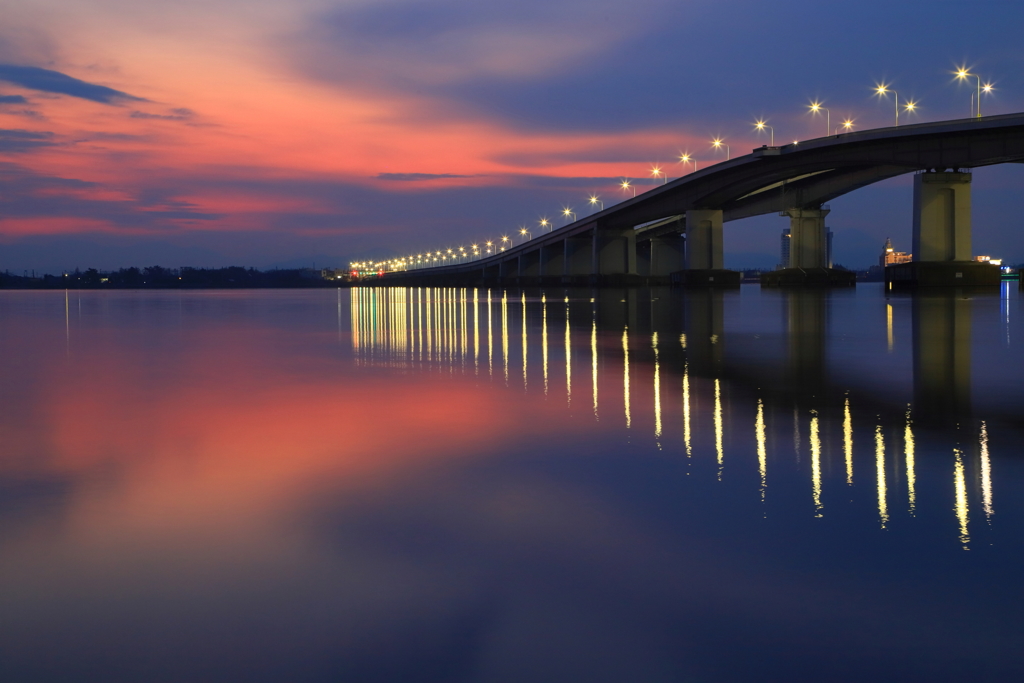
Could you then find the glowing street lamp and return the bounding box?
[835,119,854,135]
[501,235,509,251]
[651,165,666,184]
[485,240,494,254]
[539,218,552,232]
[711,138,730,160]
[562,207,576,223]
[754,120,774,146]
[955,67,986,118]
[620,179,636,197]
[808,102,830,137]
[588,194,604,211]
[678,153,697,173]
[903,100,919,121]
[874,83,904,126]
[519,227,532,242]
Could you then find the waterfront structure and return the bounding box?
[881,238,912,266]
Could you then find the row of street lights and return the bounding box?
[362,68,998,273]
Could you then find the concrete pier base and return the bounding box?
[761,268,856,287]
[886,261,1000,288]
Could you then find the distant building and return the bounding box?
[881,238,912,267]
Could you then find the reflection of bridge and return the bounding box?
[349,285,995,544]
[383,114,1024,285]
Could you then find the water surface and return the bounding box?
[1,285,1022,682]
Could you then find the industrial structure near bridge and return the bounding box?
[379,113,1024,288]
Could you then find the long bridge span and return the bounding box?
[380,113,1024,285]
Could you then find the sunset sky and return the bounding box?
[2,0,1024,272]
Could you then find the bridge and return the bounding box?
[380,113,1024,286]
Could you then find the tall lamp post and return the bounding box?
[835,119,854,135]
[519,227,531,243]
[561,208,576,223]
[679,153,697,173]
[588,194,604,212]
[754,120,774,146]
[875,84,902,126]
[711,138,730,160]
[651,165,666,184]
[620,180,636,197]
[809,102,830,137]
[539,218,551,232]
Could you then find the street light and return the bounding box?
[539,218,552,232]
[519,227,532,242]
[620,179,636,197]
[651,165,666,184]
[588,194,604,211]
[501,236,509,251]
[955,67,984,118]
[485,240,494,254]
[754,120,774,146]
[711,138,730,160]
[874,83,902,126]
[561,208,576,223]
[903,100,919,120]
[808,102,830,137]
[835,119,854,135]
[678,153,697,173]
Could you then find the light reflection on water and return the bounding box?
[2,285,1023,682]
[350,285,1010,542]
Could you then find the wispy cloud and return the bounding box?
[377,172,472,181]
[0,128,56,153]
[0,64,143,104]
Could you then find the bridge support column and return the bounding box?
[889,171,997,286]
[649,235,685,277]
[563,236,592,281]
[499,258,518,280]
[592,226,637,281]
[519,249,541,279]
[683,209,738,285]
[540,242,564,278]
[785,207,830,268]
[684,210,723,270]
[913,171,971,261]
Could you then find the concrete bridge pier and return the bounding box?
[889,171,997,286]
[540,242,564,280]
[786,208,830,268]
[638,235,685,279]
[563,235,592,284]
[683,210,739,285]
[591,225,637,284]
[761,207,854,286]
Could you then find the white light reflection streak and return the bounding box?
[473,288,479,374]
[542,294,549,395]
[622,327,631,429]
[887,302,894,352]
[714,379,723,479]
[521,292,528,390]
[876,424,888,528]
[487,289,493,377]
[844,398,853,484]
[501,291,509,385]
[905,406,916,515]
[565,298,571,407]
[682,363,692,458]
[652,332,662,447]
[810,410,822,517]
[980,422,993,521]
[591,316,599,420]
[954,449,970,549]
[756,398,766,502]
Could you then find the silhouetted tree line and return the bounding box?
[0,266,349,289]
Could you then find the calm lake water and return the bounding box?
[1,284,1022,682]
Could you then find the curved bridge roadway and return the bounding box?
[387,112,1024,282]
